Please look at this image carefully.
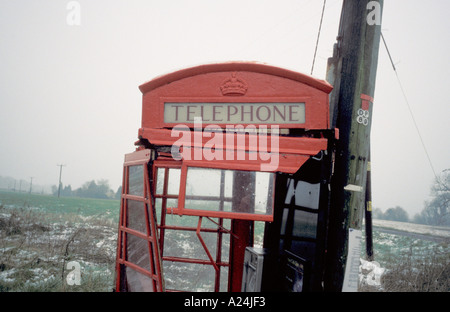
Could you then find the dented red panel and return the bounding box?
[138,127,327,173]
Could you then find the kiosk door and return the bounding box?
[115,149,164,292]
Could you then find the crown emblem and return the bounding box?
[220,72,248,96]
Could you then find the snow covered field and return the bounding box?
[0,191,119,291]
[372,219,450,239]
[360,219,449,291]
[0,191,448,292]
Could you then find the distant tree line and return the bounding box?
[372,206,409,223]
[372,170,449,227]
[50,170,449,226]
[52,179,121,200]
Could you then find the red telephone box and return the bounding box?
[115,62,336,292]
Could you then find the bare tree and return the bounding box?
[416,170,450,226]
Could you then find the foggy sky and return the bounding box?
[0,0,449,217]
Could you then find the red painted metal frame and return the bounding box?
[140,127,327,174]
[153,158,276,222]
[179,162,274,221]
[153,160,231,291]
[140,128,328,155]
[196,217,219,272]
[115,150,164,292]
[139,63,333,95]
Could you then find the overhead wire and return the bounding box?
[234,0,337,73]
[311,0,327,75]
[381,32,442,188]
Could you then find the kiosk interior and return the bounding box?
[115,62,336,292]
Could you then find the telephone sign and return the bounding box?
[164,102,306,124]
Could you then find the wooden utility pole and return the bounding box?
[29,177,34,193]
[325,0,383,291]
[57,164,66,198]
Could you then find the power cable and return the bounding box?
[311,0,327,75]
[381,32,441,186]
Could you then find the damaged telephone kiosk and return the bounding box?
[114,62,338,292]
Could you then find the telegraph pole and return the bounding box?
[57,164,66,198]
[29,177,34,193]
[325,0,383,291]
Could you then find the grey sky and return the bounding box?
[0,0,448,217]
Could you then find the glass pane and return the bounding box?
[125,266,154,292]
[163,262,215,292]
[292,210,317,239]
[254,221,265,248]
[224,170,233,197]
[163,229,217,261]
[127,200,148,234]
[185,199,221,211]
[185,167,274,216]
[155,198,162,223]
[220,267,229,292]
[126,233,151,271]
[165,214,198,228]
[168,168,181,195]
[129,165,144,196]
[280,208,318,239]
[156,168,164,195]
[254,172,273,214]
[186,167,222,197]
[156,167,181,196]
[221,232,230,262]
[167,198,178,208]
